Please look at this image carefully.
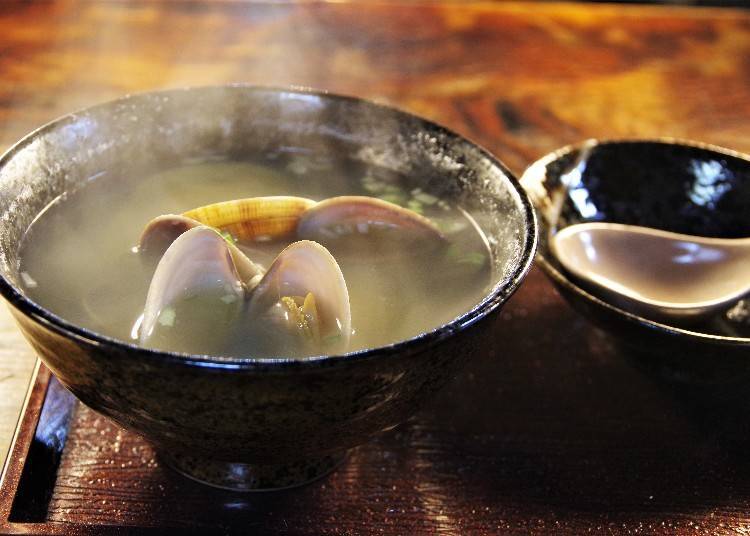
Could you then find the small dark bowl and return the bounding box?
[521,138,750,386]
[0,86,536,490]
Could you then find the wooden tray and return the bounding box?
[2,268,750,534]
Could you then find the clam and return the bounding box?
[139,226,246,355]
[138,214,264,285]
[139,226,351,357]
[140,195,444,260]
[247,240,352,355]
[183,196,317,242]
[297,196,445,253]
[139,214,200,257]
[136,193,441,356]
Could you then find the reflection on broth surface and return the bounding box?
[19,158,491,358]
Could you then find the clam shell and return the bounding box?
[248,240,351,353]
[183,196,317,242]
[297,195,445,253]
[139,214,199,257]
[138,214,264,284]
[139,226,245,354]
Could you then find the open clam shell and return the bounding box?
[248,240,352,354]
[139,229,351,357]
[139,226,245,354]
[139,214,199,257]
[138,215,264,284]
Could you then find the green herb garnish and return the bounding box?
[378,193,407,206]
[220,230,237,245]
[413,192,439,205]
[322,334,342,346]
[158,307,176,327]
[445,245,485,266]
[407,200,424,214]
[456,252,486,266]
[362,176,387,193]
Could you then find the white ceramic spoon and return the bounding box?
[551,222,750,324]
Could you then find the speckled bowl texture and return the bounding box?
[521,139,750,385]
[0,86,536,490]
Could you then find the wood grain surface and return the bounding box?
[1,0,750,533]
[2,1,750,170]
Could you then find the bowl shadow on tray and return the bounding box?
[390,276,750,520]
[622,344,750,455]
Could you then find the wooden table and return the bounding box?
[1,1,750,533]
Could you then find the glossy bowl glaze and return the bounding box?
[521,138,750,385]
[0,86,536,491]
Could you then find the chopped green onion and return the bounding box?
[413,192,439,205]
[383,184,404,195]
[362,175,387,193]
[456,252,486,266]
[220,230,237,244]
[378,193,407,206]
[445,244,460,258]
[158,308,176,327]
[322,334,342,346]
[435,219,468,234]
[362,181,385,193]
[445,245,485,266]
[407,200,424,214]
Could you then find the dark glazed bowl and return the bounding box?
[521,139,750,385]
[0,86,536,491]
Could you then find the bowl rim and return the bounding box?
[521,136,750,347]
[0,84,538,370]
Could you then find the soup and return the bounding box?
[18,156,491,358]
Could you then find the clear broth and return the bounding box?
[19,157,492,357]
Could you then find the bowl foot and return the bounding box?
[161,451,346,492]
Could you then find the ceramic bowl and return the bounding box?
[0,86,536,491]
[521,138,750,384]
